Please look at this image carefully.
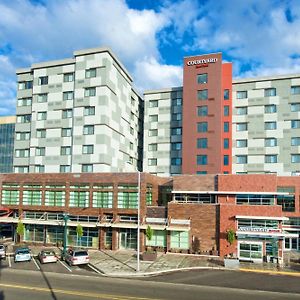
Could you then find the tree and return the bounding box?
[227,228,236,245]
[16,221,25,243]
[145,225,154,242]
[76,224,83,247]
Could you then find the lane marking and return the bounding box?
[87,263,102,274]
[0,282,162,300]
[58,259,72,272]
[32,256,40,270]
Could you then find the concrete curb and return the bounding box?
[239,268,300,277]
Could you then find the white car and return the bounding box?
[38,250,58,264]
[0,244,6,260]
[64,248,89,266]
[14,247,31,262]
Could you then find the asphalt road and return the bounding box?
[0,267,300,300]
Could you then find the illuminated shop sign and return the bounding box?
[239,227,280,233]
[187,58,218,66]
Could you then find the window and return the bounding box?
[291,137,300,146]
[172,98,182,106]
[84,87,96,97]
[197,106,208,116]
[36,147,45,156]
[60,165,71,173]
[265,104,277,113]
[224,155,229,166]
[197,171,207,174]
[45,190,65,206]
[93,191,113,208]
[291,103,300,112]
[18,81,32,90]
[237,107,247,115]
[149,115,158,122]
[170,231,189,249]
[171,127,182,135]
[148,158,157,166]
[265,138,277,147]
[197,89,208,100]
[69,191,89,207]
[62,109,73,119]
[236,91,247,99]
[149,100,158,107]
[148,143,157,151]
[291,154,300,163]
[236,195,275,206]
[1,190,20,205]
[146,230,166,247]
[171,158,182,165]
[17,98,32,106]
[291,120,300,129]
[36,129,46,138]
[84,106,95,116]
[85,68,96,78]
[61,146,72,155]
[17,114,31,123]
[197,138,207,149]
[118,192,138,209]
[61,128,72,137]
[16,132,30,141]
[15,149,29,158]
[23,189,42,205]
[14,166,29,173]
[236,139,247,148]
[197,155,207,165]
[83,125,94,135]
[37,93,48,103]
[35,165,45,173]
[197,73,208,84]
[149,129,158,136]
[82,164,93,172]
[171,113,182,121]
[236,155,247,164]
[130,127,134,135]
[224,105,229,116]
[265,155,277,163]
[171,143,182,151]
[83,145,94,154]
[63,91,74,101]
[224,122,229,132]
[224,89,229,100]
[264,88,276,97]
[129,142,133,150]
[38,76,48,85]
[63,72,74,82]
[265,121,276,130]
[37,111,47,121]
[291,86,300,95]
[224,138,229,149]
[197,122,208,132]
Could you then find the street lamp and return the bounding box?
[62,213,69,258]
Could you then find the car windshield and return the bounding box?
[74,251,88,257]
[43,251,55,256]
[17,250,30,255]
[0,245,4,250]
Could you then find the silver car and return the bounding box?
[14,247,31,262]
[0,244,6,260]
[64,248,89,266]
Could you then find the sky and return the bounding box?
[1,0,300,116]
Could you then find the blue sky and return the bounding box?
[0,0,300,115]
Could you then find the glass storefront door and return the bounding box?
[119,229,137,250]
[238,241,263,262]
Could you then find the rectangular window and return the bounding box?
[117,192,138,209]
[264,88,276,97]
[37,111,47,121]
[82,164,93,172]
[291,103,300,112]
[171,158,182,165]
[60,165,71,173]
[17,114,31,123]
[83,145,94,154]
[197,138,207,149]
[149,100,158,107]
[265,138,277,147]
[148,158,157,166]
[224,105,229,116]
[170,231,189,249]
[237,155,247,164]
[224,155,229,166]
[224,122,229,132]
[171,142,182,151]
[197,155,207,165]
[197,89,208,100]
[17,97,32,106]
[149,115,158,122]
[36,147,45,156]
[224,138,229,149]
[291,120,300,129]
[35,165,45,173]
[85,68,96,78]
[92,191,113,208]
[291,137,300,146]
[146,230,167,248]
[197,106,208,116]
[291,154,300,163]
[38,76,48,85]
[63,72,74,82]
[265,104,277,113]
[63,91,74,101]
[171,127,182,135]
[83,125,94,135]
[62,109,72,119]
[236,91,247,99]
[1,190,20,205]
[237,107,247,115]
[45,190,65,206]
[291,86,300,95]
[148,143,157,151]
[15,149,29,158]
[36,129,46,138]
[265,121,277,130]
[69,191,89,207]
[84,87,96,97]
[236,139,247,148]
[197,122,208,132]
[14,166,29,173]
[149,129,158,136]
[84,106,95,116]
[224,89,229,100]
[61,146,72,155]
[18,81,32,90]
[172,98,182,106]
[171,113,182,121]
[197,73,208,84]
[61,128,72,137]
[265,155,277,163]
[23,190,42,205]
[16,132,30,141]
[37,93,48,103]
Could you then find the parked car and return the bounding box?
[38,250,58,264]
[0,244,6,260]
[64,248,89,266]
[14,247,31,262]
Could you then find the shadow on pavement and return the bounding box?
[38,259,57,300]
[100,250,136,271]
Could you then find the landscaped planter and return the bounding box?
[224,258,240,269]
[142,251,157,261]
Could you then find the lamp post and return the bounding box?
[62,213,69,258]
[137,170,141,272]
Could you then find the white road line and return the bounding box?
[8,254,11,267]
[59,259,72,272]
[32,256,40,270]
[87,264,102,274]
